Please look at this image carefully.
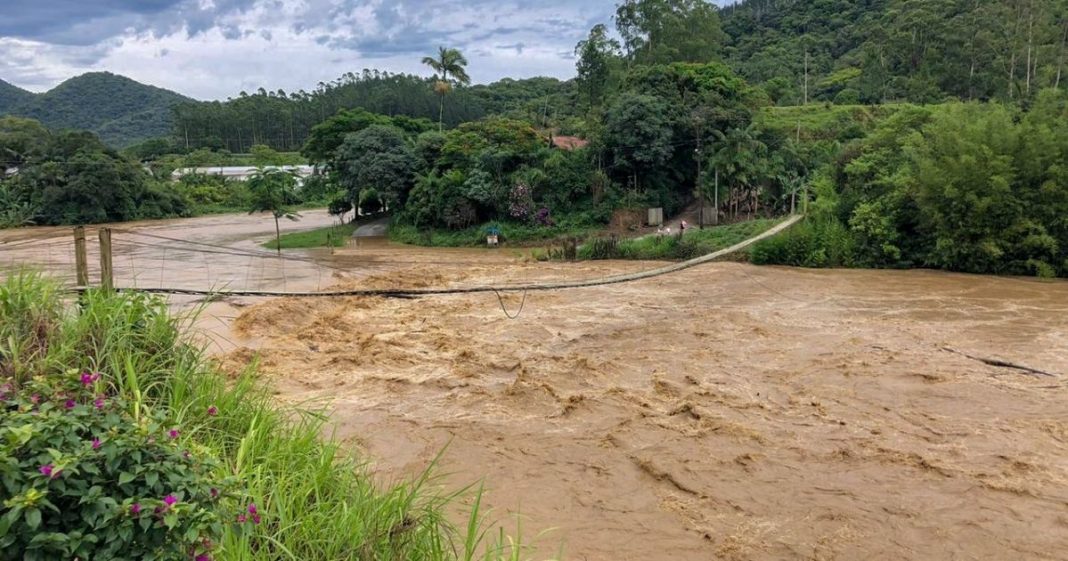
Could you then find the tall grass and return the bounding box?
[390,221,598,248]
[0,270,547,561]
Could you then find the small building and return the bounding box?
[171,165,316,184]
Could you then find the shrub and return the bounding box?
[0,373,240,561]
[834,88,861,105]
[750,219,856,267]
[580,236,621,260]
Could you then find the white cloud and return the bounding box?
[0,0,738,99]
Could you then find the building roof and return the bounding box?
[171,165,315,179]
[550,136,590,151]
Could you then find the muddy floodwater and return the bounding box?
[0,210,342,291]
[5,213,1068,560]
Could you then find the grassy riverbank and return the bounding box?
[390,221,600,248]
[578,218,784,261]
[263,221,358,250]
[0,271,538,560]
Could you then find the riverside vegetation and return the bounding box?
[0,272,539,561]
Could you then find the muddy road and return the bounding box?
[224,253,1068,560]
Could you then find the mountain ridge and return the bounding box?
[0,72,193,147]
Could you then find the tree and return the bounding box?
[422,47,472,130]
[247,167,301,253]
[0,116,49,173]
[5,128,187,226]
[615,0,725,65]
[575,24,622,108]
[602,93,675,193]
[334,125,418,209]
[708,125,767,219]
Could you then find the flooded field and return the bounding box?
[4,213,1067,560]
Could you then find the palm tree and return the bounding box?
[421,47,471,130]
[247,167,301,253]
[708,126,767,220]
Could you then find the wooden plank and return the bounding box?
[98,228,113,290]
[73,226,89,287]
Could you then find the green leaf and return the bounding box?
[24,508,41,530]
[117,471,135,485]
[0,511,11,538]
[144,472,158,488]
[163,513,178,529]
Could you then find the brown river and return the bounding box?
[4,212,1067,560]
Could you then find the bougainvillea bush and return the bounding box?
[0,373,236,561]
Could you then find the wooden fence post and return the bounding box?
[73,226,89,287]
[98,228,113,290]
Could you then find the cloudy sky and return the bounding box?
[0,0,730,100]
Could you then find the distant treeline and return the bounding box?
[171,70,575,153]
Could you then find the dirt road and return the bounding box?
[222,252,1068,561]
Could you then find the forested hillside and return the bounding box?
[0,79,34,114]
[720,0,1068,104]
[0,72,192,147]
[171,71,575,153]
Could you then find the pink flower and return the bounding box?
[251,513,261,525]
[30,394,40,404]
[163,494,177,507]
[168,429,180,439]
[92,437,101,450]
[195,555,211,561]
[65,399,76,409]
[247,503,257,515]
[39,464,54,477]
[236,514,247,523]
[130,503,142,515]
[210,488,219,499]
[207,405,218,416]
[94,397,105,409]
[80,372,97,385]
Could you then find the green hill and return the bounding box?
[0,72,193,147]
[0,79,34,114]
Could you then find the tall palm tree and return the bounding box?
[421,47,471,130]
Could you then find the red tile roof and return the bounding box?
[551,135,589,150]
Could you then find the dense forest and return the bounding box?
[721,0,1068,104]
[169,72,576,153]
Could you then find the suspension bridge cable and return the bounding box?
[71,215,803,298]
